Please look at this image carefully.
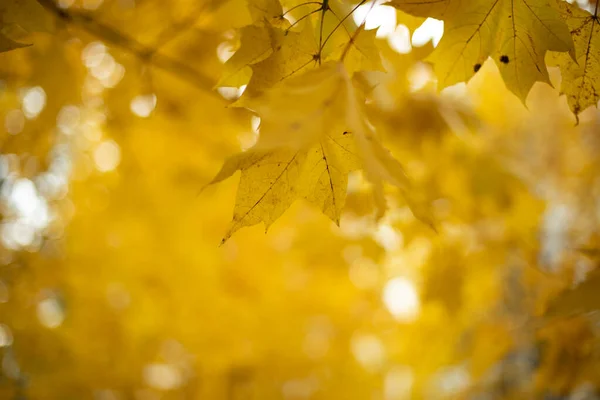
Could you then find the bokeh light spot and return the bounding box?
[351,334,385,372]
[83,42,107,68]
[21,86,47,119]
[130,94,157,118]
[412,18,444,47]
[37,297,65,328]
[143,363,183,390]
[385,365,414,400]
[353,3,397,38]
[388,25,412,54]
[0,324,12,347]
[93,140,121,172]
[382,277,420,322]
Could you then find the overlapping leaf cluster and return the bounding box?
[211,0,424,242]
[207,0,600,241]
[2,0,600,399]
[389,0,600,116]
[3,0,599,240]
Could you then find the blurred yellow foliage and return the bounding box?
[1,0,600,399]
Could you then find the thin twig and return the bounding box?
[36,0,224,100]
[320,0,366,54]
[341,0,373,61]
[152,3,210,51]
[281,1,322,17]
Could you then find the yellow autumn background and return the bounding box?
[1,0,600,399]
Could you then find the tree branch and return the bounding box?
[36,0,224,101]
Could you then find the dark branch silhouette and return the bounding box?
[36,0,226,101]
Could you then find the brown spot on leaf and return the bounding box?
[500,55,509,64]
[474,63,481,72]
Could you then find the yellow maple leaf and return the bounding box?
[247,0,284,22]
[548,1,600,117]
[211,62,430,241]
[337,24,384,74]
[211,63,358,241]
[0,0,54,52]
[247,61,349,148]
[314,1,384,73]
[210,129,359,243]
[0,31,27,52]
[387,0,450,19]
[217,25,274,88]
[235,22,317,104]
[220,1,383,97]
[389,0,574,102]
[0,0,54,32]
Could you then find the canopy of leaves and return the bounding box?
[1,0,600,399]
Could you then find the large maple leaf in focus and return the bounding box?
[388,0,574,101]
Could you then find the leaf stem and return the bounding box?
[286,8,321,33]
[340,0,375,62]
[320,0,366,54]
[281,1,322,17]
